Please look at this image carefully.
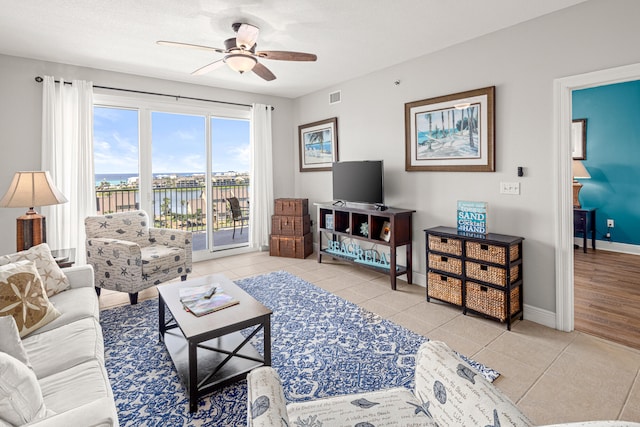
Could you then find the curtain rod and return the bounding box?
[34,76,274,110]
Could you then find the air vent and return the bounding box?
[329,90,341,104]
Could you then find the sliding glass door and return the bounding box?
[151,112,208,249]
[210,117,251,250]
[93,95,251,260]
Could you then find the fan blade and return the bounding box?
[256,51,317,61]
[157,40,225,54]
[252,62,276,81]
[191,59,226,76]
[236,23,259,49]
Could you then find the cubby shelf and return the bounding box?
[316,203,415,290]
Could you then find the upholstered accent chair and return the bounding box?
[85,210,192,304]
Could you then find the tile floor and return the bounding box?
[99,251,640,425]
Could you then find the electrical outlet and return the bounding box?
[500,182,520,195]
[607,219,615,228]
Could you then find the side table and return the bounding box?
[573,208,596,253]
[51,248,76,268]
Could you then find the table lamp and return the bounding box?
[0,171,68,251]
[572,160,591,208]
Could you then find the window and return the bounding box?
[93,106,139,213]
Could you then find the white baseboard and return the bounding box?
[574,238,640,255]
[412,271,426,288]
[416,270,557,329]
[316,252,560,330]
[523,304,556,329]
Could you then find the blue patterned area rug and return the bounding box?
[100,270,499,426]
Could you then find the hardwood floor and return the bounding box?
[574,248,640,350]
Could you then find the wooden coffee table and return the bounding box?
[158,274,272,412]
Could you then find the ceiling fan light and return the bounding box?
[225,53,257,73]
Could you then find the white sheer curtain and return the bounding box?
[249,104,274,251]
[41,76,95,264]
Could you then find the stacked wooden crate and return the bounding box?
[270,198,313,258]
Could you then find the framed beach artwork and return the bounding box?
[572,118,587,160]
[405,86,495,172]
[298,117,338,172]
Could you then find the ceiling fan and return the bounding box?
[157,23,317,81]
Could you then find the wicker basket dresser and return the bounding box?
[424,226,524,330]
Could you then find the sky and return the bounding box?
[93,107,250,175]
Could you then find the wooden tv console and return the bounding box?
[316,202,415,290]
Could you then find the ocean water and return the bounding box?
[95,173,207,187]
[95,173,139,186]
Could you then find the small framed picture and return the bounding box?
[379,221,391,242]
[572,118,587,160]
[325,214,334,230]
[299,117,339,172]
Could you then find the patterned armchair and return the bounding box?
[85,210,192,304]
[248,340,534,427]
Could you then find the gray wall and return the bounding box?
[2,0,640,321]
[291,0,640,315]
[0,54,295,256]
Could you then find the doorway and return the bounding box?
[554,62,640,332]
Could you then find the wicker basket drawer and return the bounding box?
[271,214,311,236]
[428,234,462,256]
[427,272,462,306]
[466,241,520,265]
[465,282,521,322]
[274,198,309,216]
[465,261,520,287]
[428,253,462,275]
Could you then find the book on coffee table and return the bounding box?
[179,283,219,303]
[182,292,239,317]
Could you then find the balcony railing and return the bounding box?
[95,184,250,234]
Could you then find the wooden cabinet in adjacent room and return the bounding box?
[270,198,313,259]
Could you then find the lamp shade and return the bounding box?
[0,171,68,208]
[572,161,591,180]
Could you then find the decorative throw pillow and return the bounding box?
[0,243,70,297]
[0,315,32,368]
[0,261,61,338]
[0,352,52,425]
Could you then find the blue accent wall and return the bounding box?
[573,81,640,245]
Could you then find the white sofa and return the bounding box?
[247,340,640,427]
[1,263,119,427]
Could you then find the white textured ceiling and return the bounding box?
[0,0,586,98]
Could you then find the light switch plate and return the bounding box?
[500,182,520,195]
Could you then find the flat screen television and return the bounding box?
[332,160,384,205]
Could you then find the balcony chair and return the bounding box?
[85,210,192,304]
[226,197,249,239]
